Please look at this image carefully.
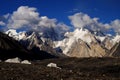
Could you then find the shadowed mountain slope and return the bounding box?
[0,32,58,60]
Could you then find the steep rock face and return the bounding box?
[104,34,120,57]
[5,29,56,54]
[6,28,120,58]
[89,42,107,57]
[5,30,65,58]
[20,31,57,55]
[54,28,108,57]
[109,42,120,57]
[0,32,58,60]
[54,28,97,54]
[0,32,27,51]
[112,34,120,43]
[102,37,114,50]
[67,39,107,57]
[67,39,91,57]
[0,32,30,60]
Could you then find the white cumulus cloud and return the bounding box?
[68,12,120,34]
[69,13,95,28]
[6,6,69,32]
[4,6,120,36]
[7,6,40,29]
[110,19,120,33]
[38,16,57,28]
[4,6,69,40]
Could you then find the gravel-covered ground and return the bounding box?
[0,57,120,80]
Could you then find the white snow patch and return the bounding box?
[5,29,18,36]
[5,57,21,63]
[54,28,96,54]
[96,36,106,42]
[21,60,31,64]
[17,32,26,40]
[5,29,26,40]
[112,34,120,43]
[47,63,61,69]
[41,37,45,43]
[65,28,92,44]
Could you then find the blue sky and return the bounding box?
[0,0,120,35]
[0,0,120,24]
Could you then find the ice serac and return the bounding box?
[54,28,108,57]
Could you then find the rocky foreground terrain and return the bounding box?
[0,57,120,80]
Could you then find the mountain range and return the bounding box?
[0,27,120,60]
[0,31,59,61]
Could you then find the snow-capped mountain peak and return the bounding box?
[112,34,120,43]
[5,28,120,58]
[5,29,26,41]
[65,28,96,44]
[54,28,98,54]
[5,29,18,36]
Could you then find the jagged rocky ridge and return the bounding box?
[5,28,120,58]
[54,28,110,57]
[0,32,59,60]
[109,42,120,57]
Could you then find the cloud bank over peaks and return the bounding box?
[110,19,120,33]
[69,13,97,28]
[68,12,120,34]
[1,6,120,36]
[0,6,70,40]
[4,6,69,35]
[39,16,57,28]
[7,6,40,29]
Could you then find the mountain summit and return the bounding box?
[5,28,120,58]
[54,28,108,57]
[0,31,60,60]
